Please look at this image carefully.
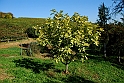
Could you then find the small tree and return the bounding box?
[35,9,103,73]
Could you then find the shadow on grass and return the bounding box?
[87,55,106,62]
[110,57,124,70]
[63,75,95,83]
[13,58,55,73]
[111,63,124,70]
[43,75,95,83]
[87,54,124,70]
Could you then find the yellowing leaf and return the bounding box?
[83,43,89,46]
[100,28,104,31]
[94,41,99,46]
[65,33,69,38]
[67,30,71,34]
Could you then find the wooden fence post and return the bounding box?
[20,44,22,55]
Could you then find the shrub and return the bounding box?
[25,27,38,38]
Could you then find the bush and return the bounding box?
[25,27,38,38]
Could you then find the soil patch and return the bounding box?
[35,53,52,59]
[0,38,36,49]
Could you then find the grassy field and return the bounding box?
[0,47,124,83]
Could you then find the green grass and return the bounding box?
[0,47,124,83]
[0,47,20,56]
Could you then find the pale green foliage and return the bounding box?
[35,9,103,64]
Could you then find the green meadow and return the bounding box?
[0,47,124,83]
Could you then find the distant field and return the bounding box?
[0,47,124,83]
[0,18,45,42]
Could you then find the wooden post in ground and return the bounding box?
[20,43,22,56]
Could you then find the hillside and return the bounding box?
[0,18,46,42]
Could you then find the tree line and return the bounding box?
[97,0,124,63]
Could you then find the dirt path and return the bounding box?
[0,38,36,49]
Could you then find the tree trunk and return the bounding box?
[118,56,121,63]
[20,44,22,55]
[104,43,107,58]
[65,63,69,74]
[103,31,109,58]
[118,50,121,64]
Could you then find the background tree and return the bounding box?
[112,0,124,25]
[4,13,12,19]
[107,23,124,63]
[0,12,6,18]
[120,13,124,25]
[0,12,13,19]
[35,9,103,73]
[112,0,124,14]
[97,3,110,27]
[25,27,38,38]
[97,3,111,58]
